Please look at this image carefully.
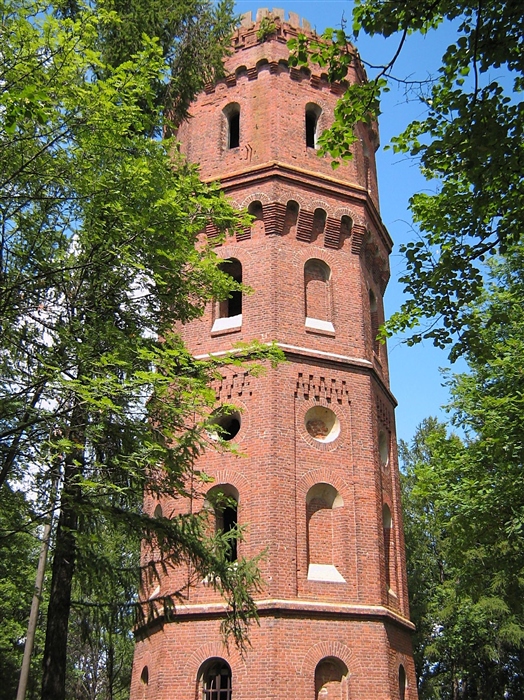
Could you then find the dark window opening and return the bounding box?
[202,660,232,700]
[228,289,242,317]
[206,485,240,563]
[311,208,326,241]
[306,110,317,148]
[229,111,240,149]
[140,666,149,685]
[247,200,265,236]
[219,259,242,318]
[222,504,238,562]
[223,417,240,440]
[209,408,241,442]
[340,215,352,237]
[283,200,299,236]
[399,665,406,700]
[315,657,348,700]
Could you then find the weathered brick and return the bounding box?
[130,12,418,700]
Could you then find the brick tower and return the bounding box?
[130,9,418,700]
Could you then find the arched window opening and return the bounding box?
[213,259,242,332]
[305,103,321,148]
[340,215,352,239]
[399,665,407,700]
[153,503,163,518]
[383,504,393,591]
[307,483,344,582]
[379,430,389,468]
[223,103,240,149]
[206,485,239,562]
[283,200,299,236]
[369,288,380,354]
[199,658,232,700]
[315,657,348,700]
[248,200,265,236]
[140,666,149,685]
[304,258,334,332]
[229,112,240,148]
[311,208,327,242]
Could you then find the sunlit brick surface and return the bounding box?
[130,11,418,700]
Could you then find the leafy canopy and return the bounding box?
[0,1,281,697]
[289,0,524,357]
[400,245,524,697]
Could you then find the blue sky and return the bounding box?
[233,1,467,444]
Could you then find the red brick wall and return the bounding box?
[130,11,418,700]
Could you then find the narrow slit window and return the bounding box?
[222,504,238,562]
[383,504,393,591]
[369,288,380,354]
[207,485,239,563]
[305,103,321,148]
[399,665,407,700]
[248,201,264,236]
[219,259,242,318]
[283,200,299,236]
[228,110,240,149]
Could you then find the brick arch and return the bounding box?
[298,468,351,505]
[215,244,260,267]
[183,642,247,683]
[304,198,331,218]
[296,246,340,272]
[132,648,153,699]
[237,190,272,209]
[299,641,359,677]
[333,206,358,223]
[206,470,251,501]
[274,191,309,210]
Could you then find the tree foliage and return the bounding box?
[289,0,524,356]
[55,0,236,128]
[0,486,42,700]
[400,247,524,697]
[0,1,281,697]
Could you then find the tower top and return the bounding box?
[238,7,315,33]
[232,8,361,71]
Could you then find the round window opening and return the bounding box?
[305,406,340,443]
[209,409,241,441]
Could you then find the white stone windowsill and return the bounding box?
[211,314,242,333]
[305,317,335,334]
[307,564,346,583]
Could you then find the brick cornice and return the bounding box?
[134,599,416,638]
[201,161,392,252]
[194,342,398,408]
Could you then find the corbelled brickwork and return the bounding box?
[130,8,418,699]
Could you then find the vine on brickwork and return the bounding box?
[256,16,277,41]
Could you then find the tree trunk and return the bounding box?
[41,417,85,700]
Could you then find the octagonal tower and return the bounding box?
[130,9,418,699]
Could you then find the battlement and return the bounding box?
[230,9,365,87]
[232,8,319,53]
[239,8,315,32]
